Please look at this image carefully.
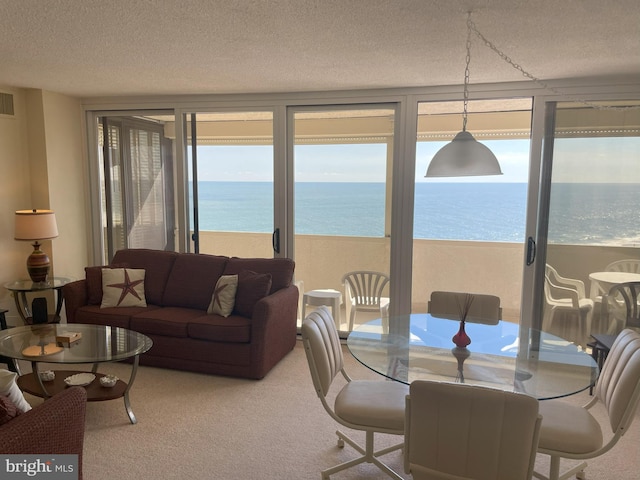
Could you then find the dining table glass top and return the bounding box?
[347,314,599,400]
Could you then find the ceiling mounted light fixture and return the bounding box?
[425,12,503,178]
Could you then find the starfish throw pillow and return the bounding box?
[207,275,238,317]
[101,268,147,308]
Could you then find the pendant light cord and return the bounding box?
[466,12,638,111]
[462,12,472,132]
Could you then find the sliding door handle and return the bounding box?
[526,236,536,265]
[272,228,280,254]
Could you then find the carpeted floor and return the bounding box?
[22,339,640,479]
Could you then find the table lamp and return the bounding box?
[14,209,59,283]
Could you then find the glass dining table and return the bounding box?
[347,314,599,400]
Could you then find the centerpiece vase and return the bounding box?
[452,321,471,348]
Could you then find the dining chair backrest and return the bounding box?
[405,380,541,480]
[427,291,502,325]
[594,328,640,434]
[301,305,345,397]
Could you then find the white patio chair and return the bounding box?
[602,281,640,334]
[342,271,390,332]
[592,259,640,312]
[543,264,594,347]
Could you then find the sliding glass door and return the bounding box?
[540,100,640,347]
[184,111,275,258]
[87,89,640,346]
[290,106,396,333]
[98,115,174,260]
[412,98,533,322]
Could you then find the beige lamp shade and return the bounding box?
[15,209,58,283]
[15,209,59,240]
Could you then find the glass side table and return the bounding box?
[4,277,71,324]
[0,309,18,372]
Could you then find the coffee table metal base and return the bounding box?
[18,356,142,424]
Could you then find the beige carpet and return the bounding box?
[22,340,640,480]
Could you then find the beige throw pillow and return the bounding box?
[101,268,147,308]
[207,275,238,317]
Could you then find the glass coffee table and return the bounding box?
[0,323,152,424]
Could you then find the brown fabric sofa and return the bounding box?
[0,387,87,479]
[63,249,298,379]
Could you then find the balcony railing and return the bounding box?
[197,230,638,335]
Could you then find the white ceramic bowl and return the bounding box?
[64,373,96,387]
[100,375,118,388]
[39,370,55,382]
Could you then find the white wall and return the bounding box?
[0,87,88,325]
[0,86,34,319]
[39,90,89,283]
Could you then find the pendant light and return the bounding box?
[425,12,503,177]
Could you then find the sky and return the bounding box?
[192,140,531,183]
[190,137,639,184]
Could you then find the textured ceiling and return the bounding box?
[0,0,638,98]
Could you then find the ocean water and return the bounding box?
[192,182,640,245]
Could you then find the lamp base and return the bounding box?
[27,242,50,283]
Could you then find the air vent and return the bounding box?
[0,92,15,116]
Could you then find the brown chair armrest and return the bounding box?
[0,387,87,478]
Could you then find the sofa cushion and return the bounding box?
[130,307,206,338]
[112,249,179,305]
[188,314,251,343]
[162,253,229,310]
[223,257,294,294]
[233,270,272,318]
[85,263,129,305]
[207,275,238,317]
[74,304,161,329]
[101,268,147,308]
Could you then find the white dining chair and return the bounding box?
[405,380,541,480]
[427,290,502,325]
[534,328,640,480]
[301,305,406,479]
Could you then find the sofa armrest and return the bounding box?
[63,280,88,324]
[249,285,299,379]
[0,387,87,475]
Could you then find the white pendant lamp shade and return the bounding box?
[425,11,503,178]
[426,131,503,177]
